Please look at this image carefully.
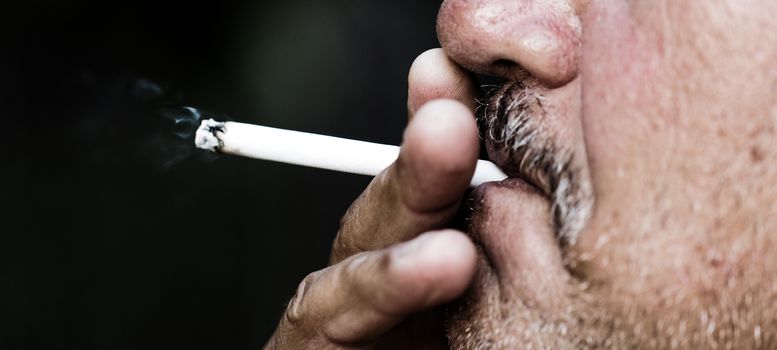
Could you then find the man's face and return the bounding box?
[437,0,777,348]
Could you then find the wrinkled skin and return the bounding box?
[267,1,777,349]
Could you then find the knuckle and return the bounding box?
[338,199,361,229]
[341,252,379,281]
[331,233,370,263]
[368,262,404,313]
[284,270,321,329]
[343,252,403,316]
[337,174,388,227]
[333,174,403,262]
[336,252,383,296]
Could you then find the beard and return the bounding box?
[444,83,777,349]
[476,81,592,247]
[445,81,605,349]
[445,257,599,349]
[447,267,777,349]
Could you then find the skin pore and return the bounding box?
[441,0,777,348]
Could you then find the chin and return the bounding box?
[444,253,595,349]
[446,263,777,349]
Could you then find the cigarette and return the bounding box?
[194,119,507,187]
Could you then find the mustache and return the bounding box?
[478,81,591,246]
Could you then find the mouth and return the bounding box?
[480,82,561,196]
[446,80,594,349]
[477,80,593,246]
[450,174,579,350]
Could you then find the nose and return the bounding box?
[437,0,582,87]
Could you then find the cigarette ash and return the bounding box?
[154,105,221,168]
[195,119,227,151]
[62,75,230,170]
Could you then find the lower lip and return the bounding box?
[464,177,549,241]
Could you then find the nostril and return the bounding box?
[493,59,516,69]
[437,0,581,87]
[492,59,530,82]
[475,73,507,88]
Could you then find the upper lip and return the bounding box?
[480,81,559,199]
[498,158,554,199]
[477,80,592,245]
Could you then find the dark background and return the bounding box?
[1,1,441,348]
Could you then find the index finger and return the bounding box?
[407,48,480,117]
[331,50,480,264]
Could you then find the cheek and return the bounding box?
[572,0,693,289]
[579,1,667,174]
[573,0,777,304]
[577,0,695,241]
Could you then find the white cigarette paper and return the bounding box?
[194,119,507,187]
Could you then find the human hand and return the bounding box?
[265,49,482,349]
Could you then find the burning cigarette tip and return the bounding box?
[195,119,225,151]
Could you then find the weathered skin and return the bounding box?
[267,1,777,349]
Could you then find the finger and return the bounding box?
[331,99,479,263]
[267,231,477,349]
[407,48,479,118]
[331,49,479,263]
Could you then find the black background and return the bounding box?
[1,1,441,348]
